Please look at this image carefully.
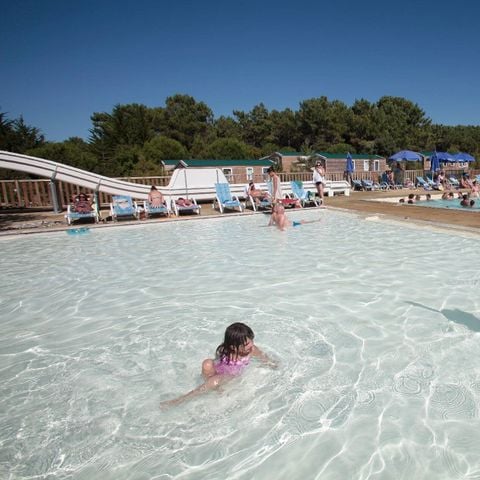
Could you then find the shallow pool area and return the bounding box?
[369,194,480,212]
[416,198,480,211]
[1,210,480,479]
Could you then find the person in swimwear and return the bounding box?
[72,193,92,213]
[160,322,275,407]
[147,185,166,207]
[176,197,193,207]
[247,181,271,205]
[312,162,326,204]
[268,202,320,231]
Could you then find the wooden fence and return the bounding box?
[1,169,478,210]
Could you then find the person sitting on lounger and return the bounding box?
[148,185,165,207]
[248,181,271,204]
[386,170,395,188]
[73,193,92,213]
[176,197,193,207]
[460,173,473,189]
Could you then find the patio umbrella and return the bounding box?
[344,152,354,186]
[430,152,440,177]
[453,152,475,162]
[435,151,456,162]
[389,150,423,162]
[345,152,354,173]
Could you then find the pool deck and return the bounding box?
[1,188,479,236]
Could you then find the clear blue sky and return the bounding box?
[1,0,479,142]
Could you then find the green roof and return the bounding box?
[314,152,384,160]
[277,150,305,156]
[162,159,274,167]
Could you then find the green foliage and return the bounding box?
[2,92,480,178]
[204,137,252,159]
[28,137,96,170]
[130,155,165,177]
[143,136,187,162]
[161,94,214,150]
[0,112,45,153]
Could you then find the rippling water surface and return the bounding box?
[1,211,480,479]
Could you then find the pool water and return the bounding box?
[416,198,480,211]
[1,211,480,479]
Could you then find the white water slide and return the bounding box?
[0,150,232,201]
[0,150,350,209]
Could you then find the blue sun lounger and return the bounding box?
[65,205,99,225]
[290,181,318,207]
[143,200,171,218]
[171,197,201,216]
[213,183,243,213]
[110,195,140,221]
[416,177,432,190]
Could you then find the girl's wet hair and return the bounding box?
[216,322,254,362]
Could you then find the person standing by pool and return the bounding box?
[313,162,326,205]
[393,162,404,186]
[267,167,283,202]
[160,323,275,407]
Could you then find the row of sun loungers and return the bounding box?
[66,179,350,224]
[214,181,323,213]
[65,195,201,224]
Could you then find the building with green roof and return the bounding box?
[162,158,274,184]
[262,151,387,174]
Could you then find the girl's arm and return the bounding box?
[251,345,277,368]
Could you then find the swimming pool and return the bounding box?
[1,211,480,479]
[370,194,480,211]
[416,198,480,211]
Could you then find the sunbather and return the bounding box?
[148,185,165,207]
[460,174,473,189]
[176,197,193,207]
[248,181,271,204]
[72,193,92,213]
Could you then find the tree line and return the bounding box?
[1,94,479,179]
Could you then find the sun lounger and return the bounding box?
[213,183,243,213]
[449,176,460,188]
[110,195,140,221]
[65,204,99,225]
[171,197,201,216]
[244,185,271,211]
[290,181,319,207]
[352,179,364,191]
[143,199,171,218]
[416,176,432,190]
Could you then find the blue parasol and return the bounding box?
[430,152,440,176]
[435,151,456,162]
[389,150,423,162]
[346,152,354,173]
[453,152,475,162]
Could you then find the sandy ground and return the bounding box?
[0,188,479,236]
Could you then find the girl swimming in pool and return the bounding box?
[268,202,322,231]
[161,323,275,407]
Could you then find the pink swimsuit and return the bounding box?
[214,355,250,376]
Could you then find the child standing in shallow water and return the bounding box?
[161,323,275,407]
